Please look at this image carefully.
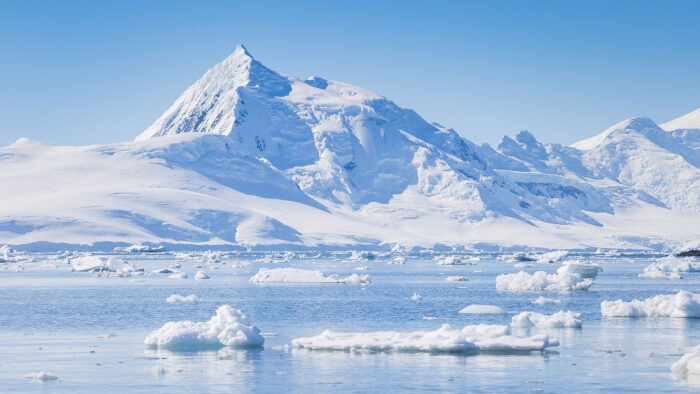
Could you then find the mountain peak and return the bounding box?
[571,116,660,150]
[661,107,700,131]
[221,44,254,66]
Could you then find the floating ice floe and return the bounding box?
[556,261,601,279]
[291,324,557,353]
[354,266,369,271]
[23,372,58,381]
[388,256,406,265]
[601,291,700,318]
[535,250,569,264]
[437,256,478,265]
[166,294,201,303]
[672,345,700,377]
[498,253,536,262]
[459,304,506,314]
[152,268,174,274]
[144,305,264,350]
[249,268,370,284]
[497,262,599,292]
[0,245,25,263]
[194,270,209,280]
[532,296,561,305]
[348,251,375,261]
[114,244,164,253]
[511,311,582,328]
[446,276,469,282]
[70,255,143,276]
[411,293,423,301]
[639,256,699,280]
[638,271,682,280]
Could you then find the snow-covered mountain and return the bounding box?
[1,45,698,251]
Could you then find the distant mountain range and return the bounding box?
[1,45,698,251]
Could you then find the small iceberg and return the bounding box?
[459,304,506,314]
[511,311,582,328]
[194,270,210,280]
[601,291,700,318]
[249,268,369,284]
[411,293,423,301]
[114,244,164,253]
[672,345,700,377]
[496,264,597,292]
[446,276,469,282]
[535,250,569,264]
[639,256,699,279]
[144,305,264,350]
[70,255,142,276]
[166,294,201,303]
[291,324,557,353]
[437,256,478,265]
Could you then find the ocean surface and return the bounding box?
[1,251,699,392]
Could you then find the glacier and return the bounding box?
[1,45,699,251]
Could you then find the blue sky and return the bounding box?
[2,0,700,147]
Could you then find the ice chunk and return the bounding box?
[348,251,375,261]
[23,372,58,381]
[169,272,188,279]
[249,268,369,284]
[536,250,569,264]
[638,271,682,280]
[639,256,699,279]
[144,305,264,350]
[70,255,106,272]
[354,266,369,271]
[532,296,561,305]
[601,291,700,318]
[446,276,469,282]
[437,256,477,265]
[511,311,582,328]
[496,270,594,292]
[114,244,164,253]
[459,304,506,314]
[672,345,700,376]
[166,294,201,303]
[411,293,423,301]
[388,256,406,265]
[498,253,536,262]
[292,324,557,352]
[70,255,142,276]
[194,270,210,280]
[556,261,601,279]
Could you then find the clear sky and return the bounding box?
[2,0,700,148]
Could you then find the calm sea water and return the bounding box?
[1,252,699,392]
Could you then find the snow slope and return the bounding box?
[0,45,699,250]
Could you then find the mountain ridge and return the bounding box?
[1,45,699,251]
